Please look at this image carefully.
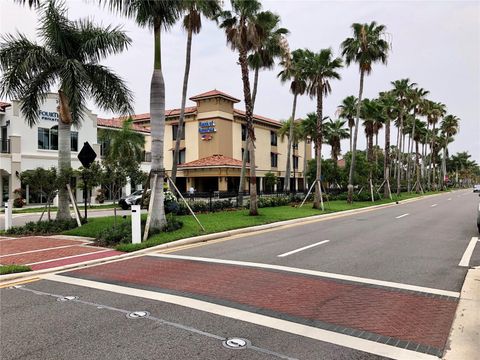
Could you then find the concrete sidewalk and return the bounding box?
[444,267,480,359]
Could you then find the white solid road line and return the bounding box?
[430,204,438,207]
[151,254,460,298]
[277,240,330,258]
[458,237,479,267]
[395,213,410,219]
[44,274,440,360]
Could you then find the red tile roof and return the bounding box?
[166,106,197,116]
[97,117,150,133]
[190,90,240,103]
[0,102,11,111]
[179,154,248,168]
[233,109,281,126]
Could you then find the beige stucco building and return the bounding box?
[128,89,312,193]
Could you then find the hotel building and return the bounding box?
[1,90,311,203]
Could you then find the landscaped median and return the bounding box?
[63,191,443,252]
[0,264,32,275]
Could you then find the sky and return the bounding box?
[1,0,479,162]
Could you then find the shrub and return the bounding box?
[96,222,131,247]
[13,197,25,208]
[6,219,81,235]
[95,189,106,204]
[94,215,184,246]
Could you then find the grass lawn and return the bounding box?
[63,190,442,252]
[0,264,32,275]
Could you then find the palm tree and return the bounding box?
[378,91,398,198]
[337,95,357,153]
[323,118,349,164]
[249,12,289,107]
[406,87,429,191]
[103,118,145,164]
[391,79,416,195]
[0,0,133,220]
[303,48,343,209]
[107,0,182,233]
[413,119,427,193]
[440,114,460,189]
[237,9,288,203]
[425,101,446,189]
[219,0,264,216]
[300,112,318,191]
[171,0,221,186]
[278,118,301,187]
[278,49,307,191]
[341,21,390,203]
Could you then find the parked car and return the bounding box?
[119,190,145,210]
[473,184,480,193]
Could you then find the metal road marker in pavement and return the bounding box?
[459,237,479,267]
[9,285,296,360]
[395,213,410,219]
[277,240,330,258]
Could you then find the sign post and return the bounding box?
[77,142,97,220]
[4,201,12,230]
[131,205,141,244]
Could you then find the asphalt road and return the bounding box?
[173,189,480,292]
[1,189,478,360]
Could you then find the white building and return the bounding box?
[0,93,99,204]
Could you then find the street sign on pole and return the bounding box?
[77,142,97,220]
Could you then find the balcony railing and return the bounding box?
[1,138,10,153]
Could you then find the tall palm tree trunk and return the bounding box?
[171,27,193,185]
[428,122,436,190]
[349,125,353,154]
[149,23,167,231]
[347,70,364,203]
[303,138,308,192]
[57,119,72,220]
[251,66,259,107]
[313,84,324,210]
[238,44,258,216]
[393,120,400,180]
[383,118,391,198]
[238,66,259,205]
[415,140,421,193]
[396,110,404,196]
[285,93,297,192]
[407,110,416,192]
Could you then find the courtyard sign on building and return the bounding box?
[39,110,59,122]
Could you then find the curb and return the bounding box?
[444,267,480,360]
[0,190,455,284]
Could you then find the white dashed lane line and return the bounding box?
[395,213,410,219]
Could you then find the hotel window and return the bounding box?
[270,131,277,146]
[172,124,185,140]
[293,155,299,169]
[38,128,50,150]
[241,148,250,162]
[271,152,278,168]
[38,127,78,151]
[71,131,78,152]
[241,124,247,141]
[177,149,186,164]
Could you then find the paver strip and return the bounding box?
[0,237,86,255]
[1,245,104,265]
[63,256,458,357]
